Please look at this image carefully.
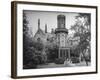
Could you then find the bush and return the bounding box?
[54,58,65,64]
[23,59,37,69]
[85,56,91,62]
[23,55,45,69]
[71,57,80,63]
[34,55,45,65]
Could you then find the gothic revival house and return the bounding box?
[33,19,56,45]
[33,15,80,61]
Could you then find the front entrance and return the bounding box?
[58,48,70,59]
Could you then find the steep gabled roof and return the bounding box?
[34,28,45,38]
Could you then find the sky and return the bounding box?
[24,10,79,36]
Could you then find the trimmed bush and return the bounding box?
[71,57,80,63]
[23,59,37,69]
[54,58,65,64]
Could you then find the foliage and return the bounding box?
[33,40,44,52]
[70,48,80,57]
[46,41,59,62]
[23,12,33,66]
[70,13,91,65]
[54,58,65,64]
[23,12,45,69]
[33,55,45,64]
[71,57,80,63]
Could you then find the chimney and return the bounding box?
[45,24,47,33]
[38,19,40,29]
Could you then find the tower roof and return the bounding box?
[57,14,65,18]
[55,28,68,34]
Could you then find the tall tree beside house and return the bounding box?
[23,15,46,69]
[70,13,91,66]
[23,12,37,68]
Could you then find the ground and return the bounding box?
[37,61,91,69]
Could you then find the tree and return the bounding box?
[23,13,46,69]
[70,13,91,66]
[23,12,37,68]
[46,40,59,62]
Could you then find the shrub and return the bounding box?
[54,58,65,64]
[23,59,37,69]
[71,57,80,63]
[34,55,45,65]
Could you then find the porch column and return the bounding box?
[59,48,60,58]
[68,49,70,59]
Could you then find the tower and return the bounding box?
[55,15,70,59]
[58,14,65,29]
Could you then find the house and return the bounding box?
[33,15,80,62]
